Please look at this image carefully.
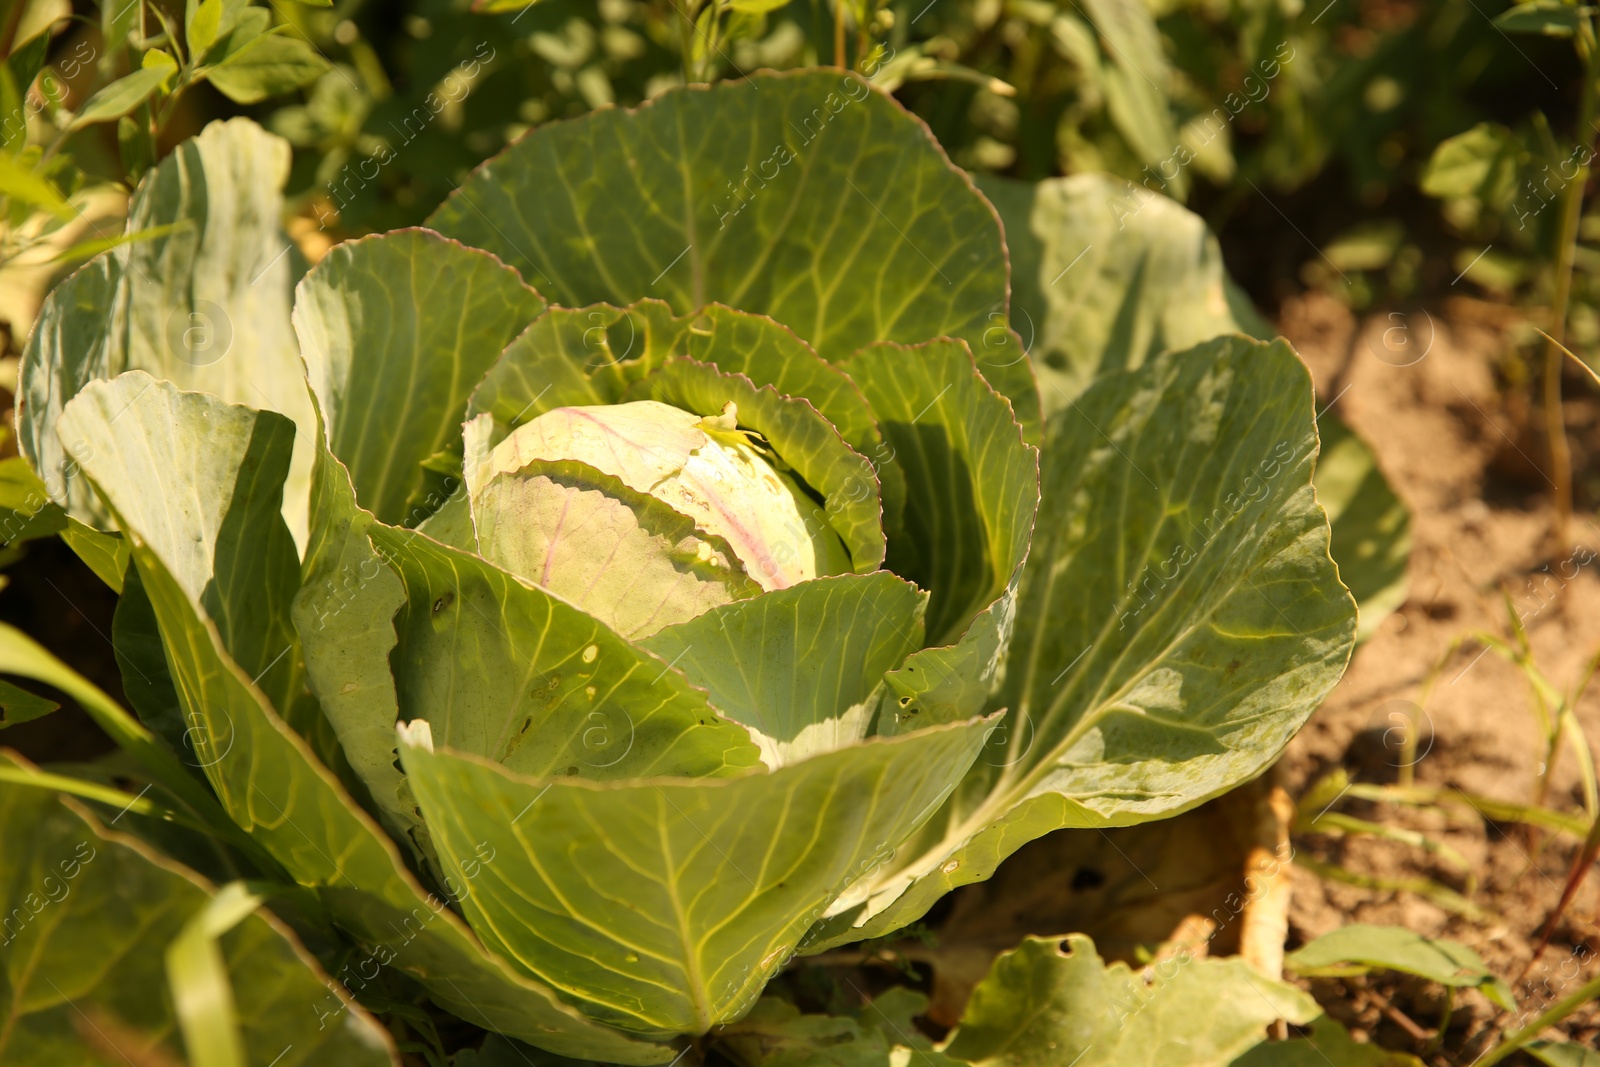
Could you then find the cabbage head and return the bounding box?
[1,71,1355,1064]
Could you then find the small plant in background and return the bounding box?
[1289,583,1600,1061]
[1421,1,1600,553]
[1418,590,1599,815]
[0,0,327,219]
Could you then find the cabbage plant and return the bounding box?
[0,71,1356,1064]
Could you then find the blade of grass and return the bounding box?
[1477,972,1600,1065]
[47,221,188,265]
[0,624,285,877]
[1536,327,1600,387]
[1523,794,1600,976]
[1560,643,1600,819]
[1345,784,1589,839]
[0,763,173,821]
[1296,855,1489,921]
[1536,9,1600,556]
[1304,810,1474,874]
[165,883,261,1067]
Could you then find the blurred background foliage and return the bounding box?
[0,0,1587,303]
[0,0,1594,363]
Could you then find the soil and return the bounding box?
[1271,293,1600,1061]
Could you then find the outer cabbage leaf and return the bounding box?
[976,173,1242,415]
[639,572,927,767]
[834,337,1037,807]
[943,935,1318,1067]
[981,172,1408,638]
[60,519,130,591]
[293,228,546,526]
[1314,415,1411,641]
[397,712,997,1036]
[112,551,200,757]
[56,372,315,742]
[806,336,1355,950]
[427,72,1039,440]
[839,340,1036,653]
[291,409,419,856]
[18,118,316,548]
[57,373,675,1063]
[367,521,763,781]
[0,759,399,1067]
